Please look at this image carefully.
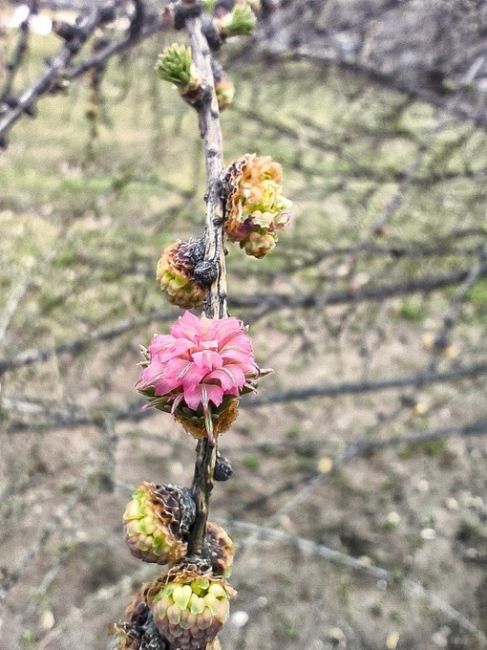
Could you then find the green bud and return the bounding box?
[156,240,207,309]
[219,4,256,38]
[123,483,195,565]
[242,230,276,259]
[204,593,220,614]
[155,43,198,91]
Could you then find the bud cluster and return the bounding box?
[113,583,167,650]
[205,522,234,577]
[223,153,293,257]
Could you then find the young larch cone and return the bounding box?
[205,522,234,577]
[223,153,292,258]
[123,483,195,564]
[149,560,236,650]
[137,311,269,442]
[156,239,207,309]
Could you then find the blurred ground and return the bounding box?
[0,24,487,650]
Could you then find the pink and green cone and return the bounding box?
[223,154,292,258]
[137,311,269,441]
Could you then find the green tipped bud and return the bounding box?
[155,43,199,92]
[218,4,256,38]
[123,482,195,565]
[150,562,236,650]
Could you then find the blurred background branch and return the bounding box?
[1,1,486,648]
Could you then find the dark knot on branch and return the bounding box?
[174,1,203,30]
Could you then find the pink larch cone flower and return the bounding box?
[137,311,268,441]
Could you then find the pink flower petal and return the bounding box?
[204,383,224,408]
[164,357,191,381]
[180,363,209,391]
[170,311,201,341]
[153,377,181,396]
[183,384,202,410]
[148,334,173,355]
[184,382,225,411]
[138,359,165,387]
[200,339,219,350]
[208,317,244,348]
[166,339,195,357]
[220,347,255,365]
[192,350,223,371]
[207,365,245,391]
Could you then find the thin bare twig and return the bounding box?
[232,264,487,313]
[0,308,177,376]
[427,243,487,371]
[0,0,37,105]
[246,360,487,407]
[231,416,487,518]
